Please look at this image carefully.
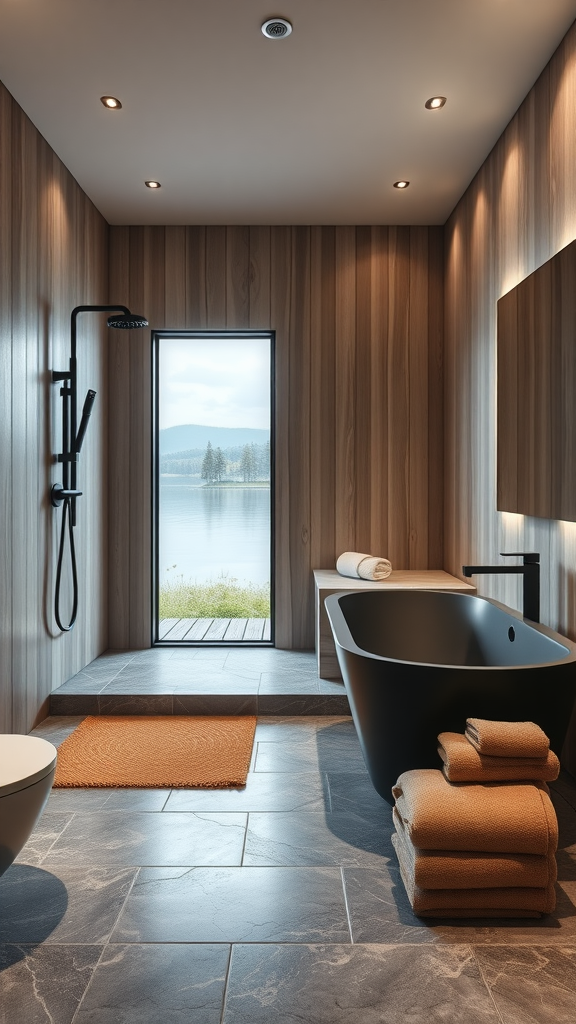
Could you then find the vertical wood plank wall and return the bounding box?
[0,81,109,732]
[444,21,576,770]
[108,225,444,649]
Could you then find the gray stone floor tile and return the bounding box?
[0,944,102,1024]
[258,694,350,715]
[254,739,366,774]
[54,676,110,694]
[0,865,137,943]
[164,773,328,813]
[45,787,171,814]
[326,771,390,820]
[344,868,576,946]
[223,944,502,1023]
[472,945,576,1024]
[243,811,394,867]
[253,716,352,741]
[45,788,116,812]
[225,650,315,669]
[171,649,230,664]
[170,673,260,693]
[97,695,173,715]
[29,716,85,747]
[344,865,442,944]
[318,678,347,693]
[173,693,258,715]
[43,812,247,867]
[101,788,172,811]
[110,662,193,683]
[15,813,74,866]
[99,678,180,694]
[432,881,576,946]
[258,673,320,694]
[98,650,138,663]
[50,695,99,715]
[111,866,350,943]
[75,944,230,1024]
[48,788,171,813]
[128,648,179,661]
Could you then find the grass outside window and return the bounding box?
[159,573,270,619]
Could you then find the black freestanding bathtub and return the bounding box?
[325,590,576,803]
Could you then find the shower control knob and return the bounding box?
[50,484,83,508]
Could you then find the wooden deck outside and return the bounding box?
[158,617,271,642]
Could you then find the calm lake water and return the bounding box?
[159,478,271,587]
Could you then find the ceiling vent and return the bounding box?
[261,18,292,39]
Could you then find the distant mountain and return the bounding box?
[159,424,270,455]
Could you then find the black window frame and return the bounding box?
[151,329,275,646]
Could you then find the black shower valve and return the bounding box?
[50,484,83,508]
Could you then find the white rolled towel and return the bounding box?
[336,551,392,581]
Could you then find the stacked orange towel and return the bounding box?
[438,731,560,783]
[392,720,559,918]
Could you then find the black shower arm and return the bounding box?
[52,305,130,505]
[52,305,131,381]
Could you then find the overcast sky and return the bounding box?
[159,336,271,430]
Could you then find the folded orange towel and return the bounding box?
[392,769,558,855]
[438,731,560,783]
[393,807,557,889]
[392,833,556,918]
[465,718,550,758]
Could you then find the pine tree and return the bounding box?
[240,444,255,482]
[201,441,215,483]
[214,447,226,482]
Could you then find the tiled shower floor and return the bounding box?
[1,714,576,1022]
[50,647,350,716]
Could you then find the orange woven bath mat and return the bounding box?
[53,715,257,788]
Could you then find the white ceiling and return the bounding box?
[0,0,575,225]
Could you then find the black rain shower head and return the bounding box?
[107,312,149,329]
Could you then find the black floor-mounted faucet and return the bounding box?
[462,552,540,623]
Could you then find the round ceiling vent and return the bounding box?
[261,18,292,39]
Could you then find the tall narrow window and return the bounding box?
[153,332,274,644]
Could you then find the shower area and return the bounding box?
[152,331,274,645]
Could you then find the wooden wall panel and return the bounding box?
[444,20,576,773]
[109,223,444,649]
[0,80,109,732]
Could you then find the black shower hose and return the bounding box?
[54,496,78,632]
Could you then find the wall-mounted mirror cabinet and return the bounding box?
[497,238,576,522]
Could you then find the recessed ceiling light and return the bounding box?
[100,96,122,109]
[393,180,410,189]
[145,180,161,189]
[425,96,446,110]
[261,18,292,38]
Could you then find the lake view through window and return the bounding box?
[154,333,273,643]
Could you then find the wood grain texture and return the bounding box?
[0,80,109,732]
[444,19,576,774]
[108,224,444,649]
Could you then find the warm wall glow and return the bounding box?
[549,45,576,251]
[559,519,576,537]
[499,143,525,295]
[41,177,70,252]
[500,512,525,527]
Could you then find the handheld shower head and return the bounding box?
[107,312,149,329]
[75,389,97,453]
